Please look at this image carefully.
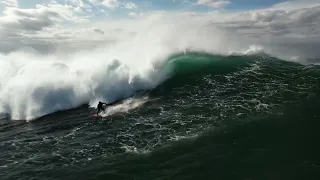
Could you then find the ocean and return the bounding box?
[0,52,320,180]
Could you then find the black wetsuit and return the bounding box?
[97,102,107,115]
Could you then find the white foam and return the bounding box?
[0,46,172,121]
[98,96,150,117]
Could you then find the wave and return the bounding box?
[0,48,259,121]
[1,5,320,121]
[0,38,316,121]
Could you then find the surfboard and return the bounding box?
[92,114,102,118]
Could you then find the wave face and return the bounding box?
[152,53,320,122]
[0,13,319,121]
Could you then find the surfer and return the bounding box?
[96,101,108,115]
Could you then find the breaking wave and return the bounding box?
[0,17,318,121]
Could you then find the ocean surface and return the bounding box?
[1,53,320,180]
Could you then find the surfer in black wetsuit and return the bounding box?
[97,101,108,115]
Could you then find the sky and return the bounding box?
[0,0,316,19]
[0,0,319,59]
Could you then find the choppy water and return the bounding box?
[1,53,320,180]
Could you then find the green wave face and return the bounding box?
[151,53,320,129]
[155,53,257,88]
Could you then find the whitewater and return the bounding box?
[0,6,319,121]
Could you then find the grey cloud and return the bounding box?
[289,6,320,25]
[1,8,62,32]
[0,0,18,7]
[0,4,87,54]
[0,2,319,62]
[93,28,105,35]
[216,6,320,37]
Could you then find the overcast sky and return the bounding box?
[0,0,319,60]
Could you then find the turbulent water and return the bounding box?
[0,52,320,180]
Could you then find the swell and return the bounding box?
[1,51,319,121]
[152,52,319,95]
[151,53,320,128]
